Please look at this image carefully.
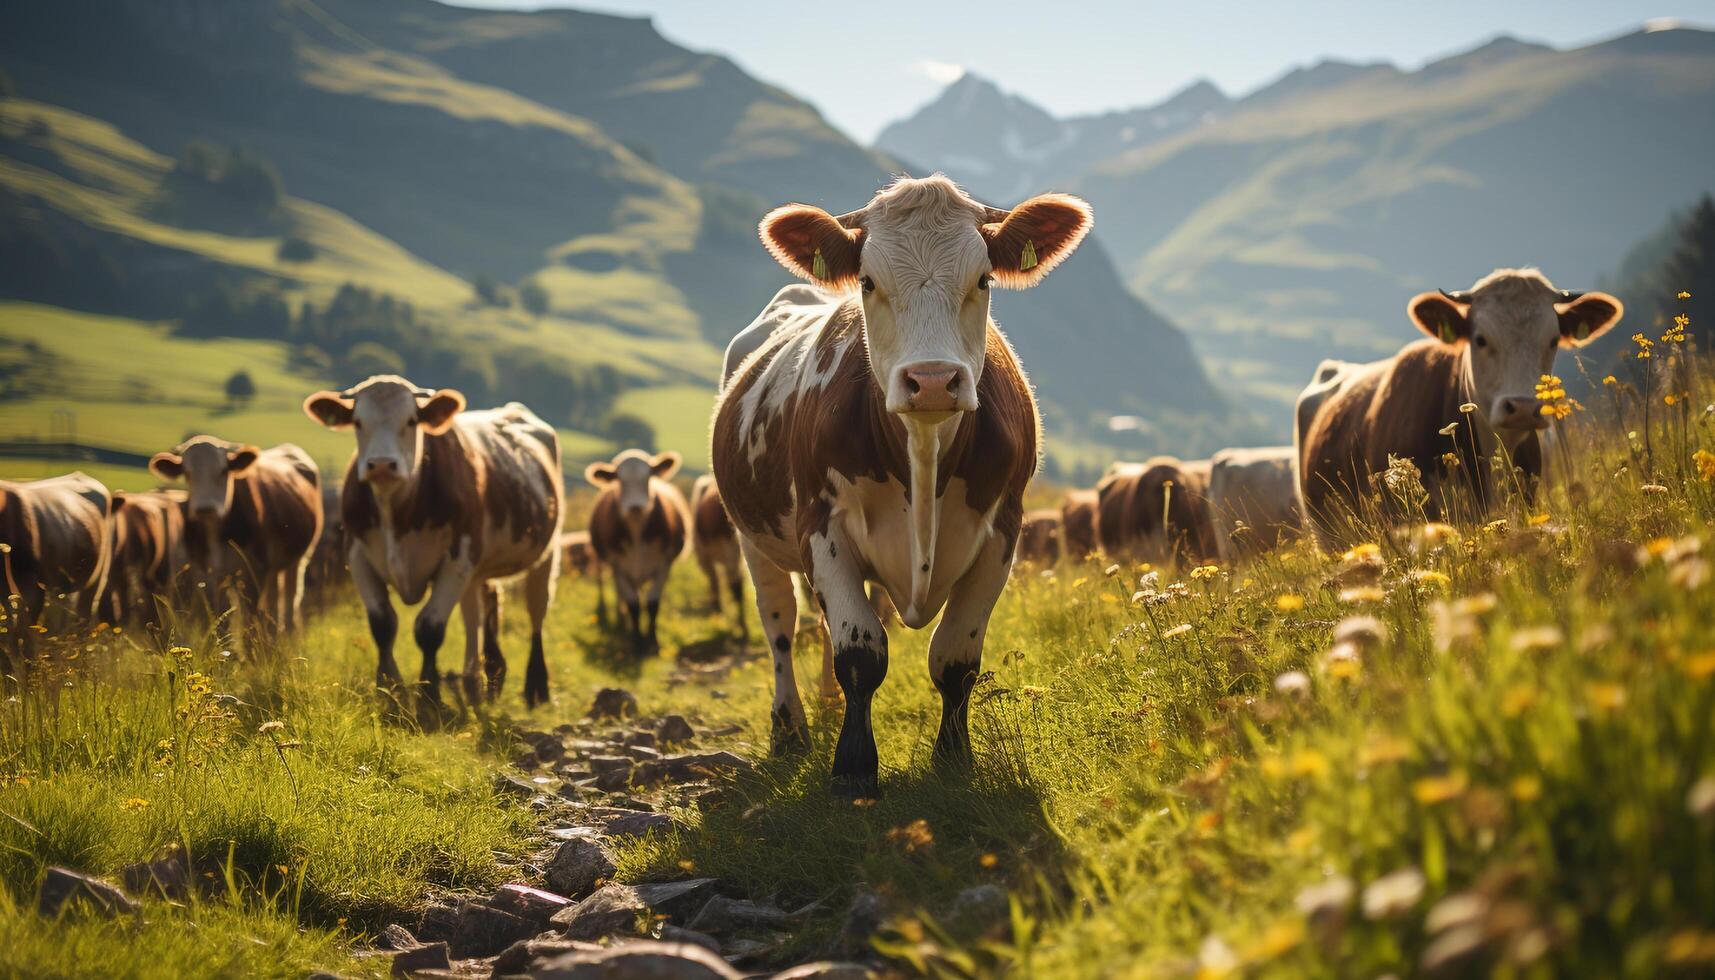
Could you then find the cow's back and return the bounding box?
[244,445,323,568]
[691,474,734,546]
[3,472,110,592]
[460,405,564,575]
[722,284,835,388]
[1210,446,1301,561]
[1296,356,1390,537]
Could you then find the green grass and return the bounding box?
[612,383,720,471]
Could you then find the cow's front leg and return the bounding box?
[742,538,806,752]
[807,522,887,798]
[349,546,401,690]
[457,581,487,705]
[928,531,1013,768]
[613,571,642,652]
[642,566,668,655]
[413,551,475,707]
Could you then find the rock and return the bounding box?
[389,941,451,976]
[529,941,742,980]
[768,964,876,980]
[719,936,778,960]
[658,925,721,953]
[417,901,460,943]
[587,756,633,774]
[496,773,544,797]
[945,884,1009,933]
[686,895,789,933]
[37,867,138,918]
[634,752,751,788]
[593,767,634,793]
[492,884,574,924]
[550,880,720,940]
[119,849,190,899]
[492,936,603,976]
[622,745,663,762]
[380,923,422,950]
[839,891,887,955]
[515,752,544,770]
[702,725,742,738]
[588,689,638,720]
[453,900,538,957]
[604,811,675,840]
[621,730,659,749]
[656,716,696,745]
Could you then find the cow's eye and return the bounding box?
[1474,334,1488,348]
[352,419,362,430]
[860,276,875,294]
[978,273,992,291]
[405,417,419,428]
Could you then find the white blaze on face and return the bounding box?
[585,450,681,528]
[302,376,467,497]
[614,455,656,518]
[150,438,258,521]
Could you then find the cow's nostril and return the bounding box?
[904,375,921,395]
[947,373,961,394]
[1504,402,1516,414]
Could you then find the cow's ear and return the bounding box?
[584,462,618,487]
[112,492,129,511]
[1558,292,1624,347]
[650,451,682,480]
[1409,292,1471,344]
[226,445,261,475]
[760,204,863,288]
[418,389,465,435]
[304,391,355,429]
[982,193,1093,288]
[149,453,184,481]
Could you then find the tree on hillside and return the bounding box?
[277,236,316,263]
[472,273,507,307]
[224,370,256,409]
[519,280,550,318]
[604,413,656,453]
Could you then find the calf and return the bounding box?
[1296,268,1621,544]
[584,450,687,654]
[1015,509,1063,565]
[1096,457,1217,566]
[150,439,322,632]
[1059,488,1099,561]
[712,174,1089,795]
[690,474,747,637]
[0,472,111,653]
[1208,446,1301,563]
[105,489,187,627]
[304,378,563,707]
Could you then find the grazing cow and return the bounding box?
[690,474,747,637]
[304,378,563,707]
[0,472,111,652]
[1096,457,1217,566]
[712,174,1090,796]
[1296,268,1622,544]
[1059,488,1099,561]
[105,489,187,626]
[1208,446,1301,563]
[584,450,688,654]
[149,439,322,632]
[1015,510,1062,565]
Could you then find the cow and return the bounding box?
[1095,457,1217,567]
[105,488,187,627]
[1015,509,1062,565]
[1208,446,1301,563]
[690,474,747,637]
[584,450,687,655]
[149,438,322,633]
[711,173,1090,796]
[0,472,111,657]
[1295,268,1622,544]
[303,378,563,708]
[1059,488,1099,561]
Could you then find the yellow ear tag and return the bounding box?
[1019,239,1038,271]
[1439,322,1456,344]
[811,248,828,281]
[1575,322,1590,342]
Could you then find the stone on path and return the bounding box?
[544,838,618,900]
[588,689,638,720]
[655,715,696,745]
[491,883,574,923]
[36,867,137,918]
[549,879,719,940]
[767,965,877,980]
[528,941,742,980]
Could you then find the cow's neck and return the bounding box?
[900,414,963,620]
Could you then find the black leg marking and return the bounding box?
[831,637,888,798]
[367,605,402,689]
[933,660,979,766]
[483,597,505,701]
[524,632,549,708]
[771,703,808,754]
[645,597,661,655]
[413,615,447,703]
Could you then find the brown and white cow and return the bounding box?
[0,472,111,655]
[1015,510,1063,565]
[1096,457,1217,567]
[584,450,687,655]
[304,378,563,707]
[711,174,1089,796]
[1208,446,1301,563]
[105,488,187,627]
[690,474,747,637]
[1059,488,1099,561]
[1296,268,1622,544]
[149,439,322,632]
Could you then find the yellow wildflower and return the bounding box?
[1586,681,1627,712]
[1693,450,1715,483]
[1527,512,1551,526]
[1682,652,1715,680]
[1410,569,1451,589]
[1663,313,1688,344]
[1361,733,1411,766]
[1275,593,1305,612]
[120,797,150,811]
[1679,291,1693,300]
[1501,683,1539,718]
[1602,375,1618,386]
[1341,542,1382,563]
[979,853,999,869]
[1411,771,1468,805]
[1189,564,1221,581]
[1634,332,1654,358]
[1510,774,1543,802]
[1535,375,1579,420]
[1242,919,1305,962]
[1288,749,1330,780]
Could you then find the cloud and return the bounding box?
[914,59,967,85]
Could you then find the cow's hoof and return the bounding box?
[459,673,483,706]
[831,772,880,801]
[770,710,809,756]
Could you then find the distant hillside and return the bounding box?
[0,0,1234,466]
[878,28,1715,412]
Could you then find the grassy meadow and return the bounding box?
[3,324,1715,978]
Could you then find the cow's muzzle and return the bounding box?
[1492,396,1549,432]
[890,360,976,419]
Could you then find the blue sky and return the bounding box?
[448,1,1715,141]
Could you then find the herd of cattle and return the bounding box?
[0,174,1624,795]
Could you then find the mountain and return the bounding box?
[877,27,1715,412]
[0,0,1231,472]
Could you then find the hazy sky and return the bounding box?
[449,1,1715,141]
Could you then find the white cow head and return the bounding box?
[1408,268,1622,447]
[149,437,259,520]
[303,375,465,497]
[759,174,1091,422]
[585,450,679,524]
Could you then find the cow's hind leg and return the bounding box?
[412,551,476,716]
[742,538,806,753]
[928,532,1013,769]
[522,557,554,708]
[482,582,507,699]
[726,550,746,639]
[457,581,486,705]
[807,525,888,798]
